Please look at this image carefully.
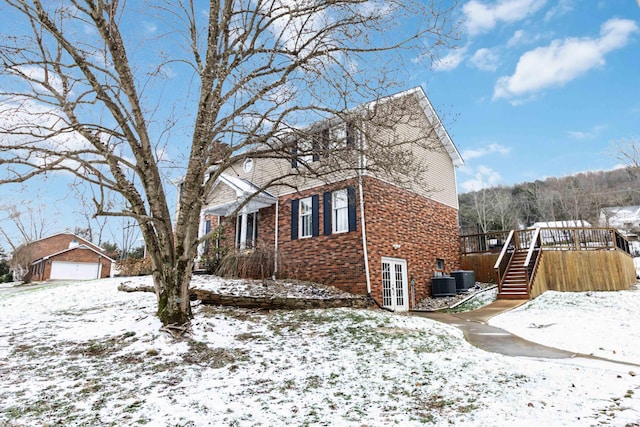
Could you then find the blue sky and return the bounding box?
[1,0,639,247]
[413,0,640,192]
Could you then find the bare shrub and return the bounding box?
[217,242,291,280]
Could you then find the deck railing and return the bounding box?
[462,227,631,256]
[524,228,542,285]
[494,230,514,285]
[460,230,512,255]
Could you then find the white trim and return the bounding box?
[32,244,115,264]
[332,189,349,234]
[299,197,313,238]
[197,210,206,258]
[27,232,106,254]
[381,257,409,311]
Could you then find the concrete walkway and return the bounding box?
[413,299,578,359]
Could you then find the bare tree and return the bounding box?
[614,138,640,173]
[0,203,56,248]
[70,181,112,245]
[491,187,517,230]
[0,0,458,327]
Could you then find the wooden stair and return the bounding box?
[498,250,530,299]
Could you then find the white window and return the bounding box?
[329,122,355,150]
[298,138,313,164]
[236,212,258,249]
[299,197,313,238]
[330,124,347,150]
[332,189,348,233]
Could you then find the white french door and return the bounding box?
[381,257,408,311]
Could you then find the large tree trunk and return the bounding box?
[154,260,194,326]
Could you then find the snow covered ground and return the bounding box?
[1,277,639,426]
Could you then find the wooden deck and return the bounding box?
[461,227,636,298]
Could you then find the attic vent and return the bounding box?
[69,238,79,249]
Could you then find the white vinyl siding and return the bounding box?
[299,197,313,238]
[332,189,348,233]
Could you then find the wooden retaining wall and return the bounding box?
[530,250,636,298]
[460,253,500,283]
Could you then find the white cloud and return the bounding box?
[507,29,526,47]
[143,21,157,34]
[494,18,639,101]
[566,125,605,140]
[15,65,64,95]
[460,165,503,192]
[469,47,500,71]
[544,0,574,21]
[463,0,547,36]
[566,130,590,140]
[506,29,548,48]
[432,47,468,71]
[462,143,511,160]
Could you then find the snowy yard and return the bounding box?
[1,277,639,426]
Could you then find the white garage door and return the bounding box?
[50,261,100,280]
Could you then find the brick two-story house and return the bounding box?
[183,87,463,311]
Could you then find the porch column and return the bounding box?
[197,210,206,257]
[239,213,249,250]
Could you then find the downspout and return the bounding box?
[358,172,372,295]
[274,199,279,278]
[358,122,392,312]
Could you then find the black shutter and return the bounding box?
[346,123,355,146]
[322,128,330,154]
[323,192,332,235]
[347,186,357,232]
[291,199,299,240]
[312,195,320,237]
[291,146,298,169]
[312,133,320,162]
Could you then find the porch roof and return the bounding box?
[203,174,277,217]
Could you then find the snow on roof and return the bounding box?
[601,205,640,218]
[532,220,592,228]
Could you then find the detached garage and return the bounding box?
[29,241,114,282]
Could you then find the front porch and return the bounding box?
[460,227,636,299]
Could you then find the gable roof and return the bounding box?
[26,232,106,253]
[203,173,277,216]
[31,244,115,265]
[374,86,464,167]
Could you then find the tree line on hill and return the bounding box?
[458,166,640,235]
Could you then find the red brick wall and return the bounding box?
[276,179,367,294]
[29,248,112,281]
[206,177,461,305]
[25,233,99,263]
[362,176,461,304]
[25,234,111,281]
